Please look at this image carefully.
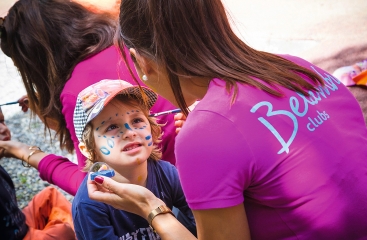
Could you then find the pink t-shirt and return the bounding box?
[38,46,177,195]
[176,55,367,239]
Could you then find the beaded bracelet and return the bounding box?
[22,146,43,168]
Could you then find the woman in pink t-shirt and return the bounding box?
[87,0,367,239]
[0,0,176,196]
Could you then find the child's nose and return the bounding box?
[123,124,137,139]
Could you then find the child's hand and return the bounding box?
[18,95,29,113]
[174,101,199,134]
[174,113,186,134]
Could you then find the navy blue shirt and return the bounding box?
[72,160,196,240]
[0,165,28,240]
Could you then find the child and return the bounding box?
[72,80,196,239]
[0,106,75,240]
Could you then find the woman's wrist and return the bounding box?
[22,146,44,168]
[148,205,175,230]
[145,197,166,220]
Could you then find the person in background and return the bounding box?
[72,80,196,239]
[0,0,176,196]
[333,59,367,125]
[0,106,75,240]
[86,0,367,239]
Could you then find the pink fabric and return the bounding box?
[38,46,176,195]
[176,55,367,239]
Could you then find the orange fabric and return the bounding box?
[22,187,76,240]
[353,70,367,85]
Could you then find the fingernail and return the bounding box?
[94,176,104,184]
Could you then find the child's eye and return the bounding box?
[132,118,144,124]
[106,124,119,132]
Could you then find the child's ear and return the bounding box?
[78,142,92,159]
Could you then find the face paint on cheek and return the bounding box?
[124,123,132,130]
[145,135,152,140]
[137,175,143,182]
[148,142,153,146]
[136,158,141,164]
[107,138,114,148]
[100,146,111,155]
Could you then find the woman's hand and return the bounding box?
[18,95,29,113]
[87,175,164,219]
[0,140,30,161]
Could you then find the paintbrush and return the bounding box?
[149,108,182,117]
[0,101,19,107]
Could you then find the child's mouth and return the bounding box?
[123,143,141,151]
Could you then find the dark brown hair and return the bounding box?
[81,94,163,171]
[118,0,324,116]
[1,0,116,152]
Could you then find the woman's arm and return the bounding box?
[88,176,251,240]
[0,140,47,168]
[0,139,85,195]
[192,205,250,240]
[151,204,251,240]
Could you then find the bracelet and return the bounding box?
[147,205,175,232]
[22,146,43,168]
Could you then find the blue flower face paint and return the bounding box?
[100,146,111,155]
[107,138,114,148]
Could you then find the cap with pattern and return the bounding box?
[73,79,157,141]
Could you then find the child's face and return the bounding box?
[0,109,11,141]
[91,99,154,169]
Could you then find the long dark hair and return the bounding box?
[1,0,116,152]
[118,0,324,116]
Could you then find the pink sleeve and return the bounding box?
[175,110,254,210]
[38,154,86,195]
